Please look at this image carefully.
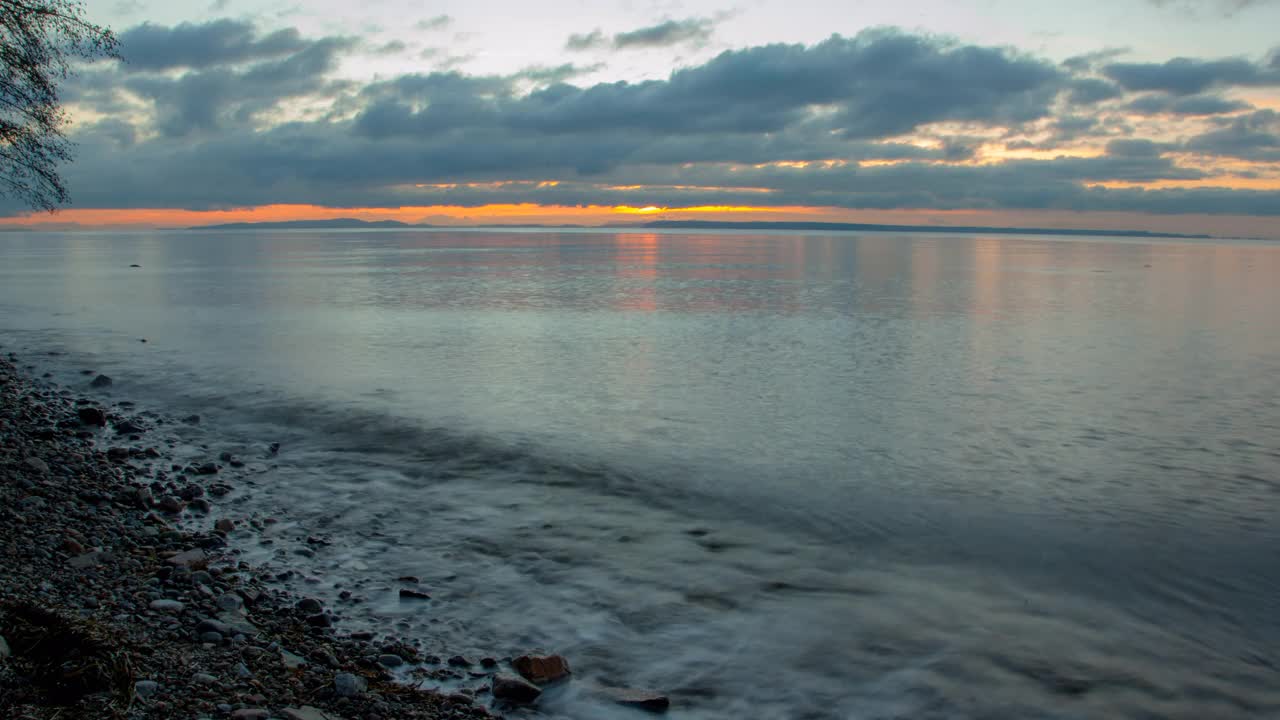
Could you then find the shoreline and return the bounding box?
[0,349,578,719]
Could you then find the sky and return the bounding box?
[3,0,1280,236]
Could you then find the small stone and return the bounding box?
[282,707,338,720]
[281,649,308,668]
[62,537,87,555]
[200,631,224,644]
[23,457,49,474]
[179,484,205,499]
[598,685,671,713]
[305,613,332,628]
[215,518,235,533]
[90,374,113,388]
[149,599,184,612]
[377,654,404,668]
[190,570,214,585]
[513,654,571,685]
[78,407,107,426]
[192,672,217,684]
[398,588,430,600]
[217,593,244,612]
[157,496,186,514]
[0,634,10,660]
[480,657,498,669]
[230,710,269,720]
[333,672,366,697]
[68,551,103,569]
[296,597,323,614]
[166,548,207,568]
[115,420,145,434]
[134,680,160,698]
[492,675,542,704]
[196,462,219,474]
[234,662,253,679]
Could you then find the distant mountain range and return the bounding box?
[189,217,1214,239]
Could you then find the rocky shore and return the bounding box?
[0,349,664,719]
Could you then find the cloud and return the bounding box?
[567,17,716,51]
[1103,56,1280,94]
[1124,93,1253,115]
[415,15,453,31]
[16,20,1279,221]
[1146,0,1280,16]
[117,19,312,71]
[613,18,716,49]
[1184,109,1280,160]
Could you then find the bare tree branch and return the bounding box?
[0,0,117,212]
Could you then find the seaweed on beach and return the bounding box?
[0,600,136,711]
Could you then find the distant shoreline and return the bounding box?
[184,217,1216,240]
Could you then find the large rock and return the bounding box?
[23,457,49,474]
[513,654,572,685]
[78,407,107,426]
[492,675,542,704]
[90,374,113,388]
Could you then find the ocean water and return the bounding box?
[1,228,1279,719]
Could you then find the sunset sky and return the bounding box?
[3,0,1279,237]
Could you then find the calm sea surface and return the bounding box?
[2,229,1279,718]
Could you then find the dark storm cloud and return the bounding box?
[1065,78,1124,104]
[1102,56,1280,94]
[117,19,311,70]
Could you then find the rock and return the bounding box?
[398,588,430,600]
[234,662,253,679]
[90,374,113,388]
[149,599,185,613]
[182,414,201,424]
[447,655,472,667]
[23,456,49,474]
[231,710,269,720]
[214,518,235,533]
[197,619,233,636]
[296,597,323,614]
[196,462,219,474]
[281,649,308,668]
[178,483,205,499]
[166,548,207,568]
[68,551,104,569]
[0,634,9,660]
[377,654,404,668]
[305,613,332,628]
[492,675,542,704]
[199,631,224,644]
[513,654,572,685]
[216,611,257,636]
[216,593,244,612]
[282,707,339,720]
[192,672,217,684]
[134,680,160,698]
[157,496,186,514]
[190,570,214,585]
[598,686,671,713]
[333,672,366,697]
[115,420,145,434]
[106,447,131,461]
[61,537,87,554]
[480,657,498,669]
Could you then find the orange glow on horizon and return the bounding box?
[3,202,1278,239]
